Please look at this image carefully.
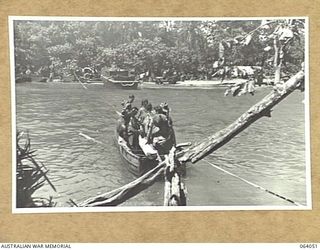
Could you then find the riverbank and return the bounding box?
[16,78,273,91]
[141,78,274,90]
[141,79,242,89]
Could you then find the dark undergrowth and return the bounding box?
[16,131,56,208]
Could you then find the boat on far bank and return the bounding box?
[101,68,140,90]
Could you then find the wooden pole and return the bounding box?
[163,155,172,206]
[163,147,187,206]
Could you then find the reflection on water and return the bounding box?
[15,82,307,207]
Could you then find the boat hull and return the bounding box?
[114,134,159,176]
[102,76,139,90]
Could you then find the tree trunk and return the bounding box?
[273,37,283,85]
[178,70,304,164]
[78,161,166,207]
[274,63,282,85]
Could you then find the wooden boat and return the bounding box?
[73,68,102,83]
[114,100,189,176]
[154,75,179,85]
[114,129,190,177]
[114,132,160,176]
[101,68,139,90]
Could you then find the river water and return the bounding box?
[15,82,308,208]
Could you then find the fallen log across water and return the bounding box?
[177,70,305,164]
[78,161,166,207]
[77,70,304,207]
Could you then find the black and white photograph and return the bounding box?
[10,16,310,212]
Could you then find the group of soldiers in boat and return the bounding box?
[116,95,176,156]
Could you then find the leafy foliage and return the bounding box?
[14,19,305,80]
[16,131,56,208]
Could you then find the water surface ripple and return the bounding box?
[15,82,307,207]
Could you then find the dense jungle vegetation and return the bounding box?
[14,19,305,80]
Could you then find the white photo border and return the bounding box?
[9,16,311,213]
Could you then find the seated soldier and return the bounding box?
[160,102,173,127]
[161,103,176,146]
[147,105,175,154]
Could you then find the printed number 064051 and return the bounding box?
[300,244,318,248]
